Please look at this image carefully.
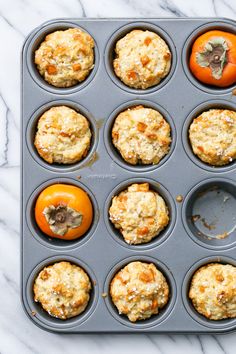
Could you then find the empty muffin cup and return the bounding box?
[183,178,236,249]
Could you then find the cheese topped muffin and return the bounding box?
[113,29,171,89]
[35,28,94,87]
[112,105,171,165]
[110,261,169,322]
[34,261,92,319]
[189,109,236,166]
[109,183,169,245]
[189,263,236,320]
[34,105,92,164]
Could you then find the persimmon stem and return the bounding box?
[213,55,220,63]
[196,37,228,80]
[55,211,66,223]
[43,204,83,236]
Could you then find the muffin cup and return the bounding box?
[26,177,99,250]
[182,20,236,95]
[182,99,236,173]
[26,20,99,94]
[182,178,236,250]
[25,255,98,331]
[182,256,236,330]
[104,177,176,250]
[103,255,176,329]
[104,99,176,173]
[105,21,177,94]
[26,99,99,172]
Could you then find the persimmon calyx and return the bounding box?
[43,204,83,236]
[196,37,228,80]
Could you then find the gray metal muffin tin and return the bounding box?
[21,18,236,334]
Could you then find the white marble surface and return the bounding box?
[1,0,236,353]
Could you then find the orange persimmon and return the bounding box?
[189,30,236,87]
[35,184,93,240]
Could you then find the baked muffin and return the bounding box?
[34,106,92,164]
[109,183,169,245]
[189,109,236,166]
[35,28,94,87]
[113,29,171,89]
[33,261,91,319]
[112,105,171,165]
[110,261,169,322]
[189,263,236,320]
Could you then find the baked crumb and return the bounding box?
[216,232,229,239]
[176,195,183,203]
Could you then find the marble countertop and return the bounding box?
[1,0,236,353]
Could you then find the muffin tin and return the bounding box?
[21,18,236,333]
